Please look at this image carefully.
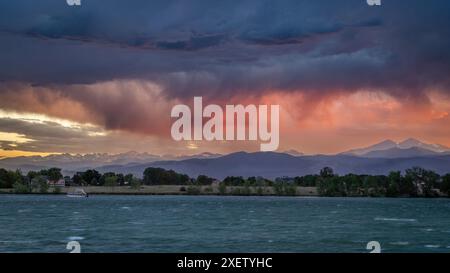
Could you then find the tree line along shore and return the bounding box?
[0,166,450,197]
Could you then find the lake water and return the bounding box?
[0,195,449,253]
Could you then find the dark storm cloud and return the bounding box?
[0,118,88,139]
[0,81,174,136]
[0,116,190,154]
[0,0,449,128]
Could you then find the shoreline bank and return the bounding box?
[1,186,449,198]
[0,185,319,197]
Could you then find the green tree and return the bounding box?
[39,168,63,182]
[13,181,30,194]
[101,172,117,186]
[241,184,251,195]
[26,171,39,181]
[246,176,257,186]
[405,167,439,197]
[104,176,118,190]
[295,175,319,187]
[72,173,85,186]
[273,183,284,195]
[317,167,343,196]
[218,183,227,195]
[196,175,214,185]
[116,173,125,186]
[124,174,134,184]
[441,174,450,197]
[386,171,401,197]
[81,169,101,186]
[320,167,335,178]
[341,174,362,196]
[34,176,49,193]
[129,178,142,190]
[223,176,245,186]
[143,167,190,185]
[0,169,23,189]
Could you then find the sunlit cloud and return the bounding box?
[0,150,57,159]
[0,132,34,144]
[0,109,104,131]
[187,143,199,150]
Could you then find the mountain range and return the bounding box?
[343,138,450,157]
[0,151,222,172]
[1,138,449,179]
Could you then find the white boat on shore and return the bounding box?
[66,188,89,198]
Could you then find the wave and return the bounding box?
[424,245,440,248]
[66,236,85,241]
[389,242,410,246]
[374,217,417,222]
[128,221,144,225]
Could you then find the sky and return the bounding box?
[0,0,449,157]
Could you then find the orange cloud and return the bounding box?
[1,81,450,156]
[254,90,450,154]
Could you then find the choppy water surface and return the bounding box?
[0,195,449,253]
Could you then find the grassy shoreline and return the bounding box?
[1,185,447,197]
[0,185,318,196]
